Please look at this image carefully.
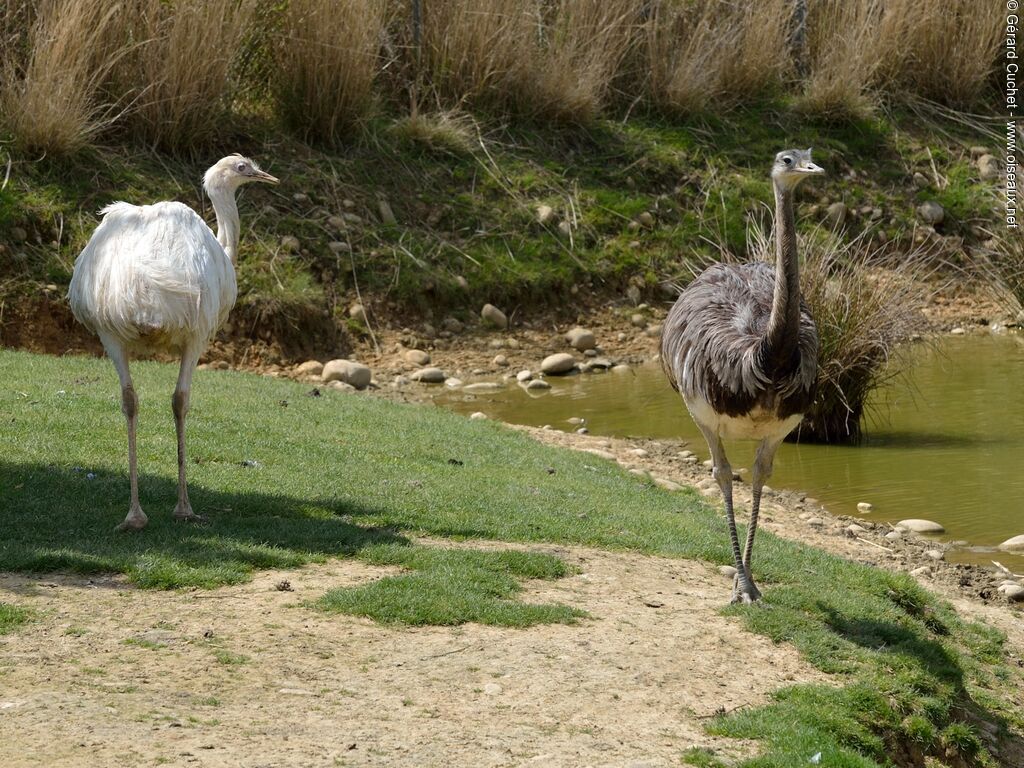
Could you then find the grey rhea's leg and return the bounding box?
[101,334,148,532]
[172,347,204,523]
[695,423,757,603]
[736,437,783,603]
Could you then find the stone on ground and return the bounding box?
[321,360,371,390]
[897,519,945,533]
[541,353,576,375]
[404,349,431,366]
[481,304,508,330]
[410,367,446,383]
[999,534,1024,551]
[294,360,323,378]
[565,327,597,351]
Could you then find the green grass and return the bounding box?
[0,349,1021,765]
[0,603,30,634]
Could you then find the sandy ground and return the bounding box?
[1,545,824,768]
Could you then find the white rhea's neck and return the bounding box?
[205,177,241,264]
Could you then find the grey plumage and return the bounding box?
[660,148,823,604]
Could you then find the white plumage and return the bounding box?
[68,155,278,531]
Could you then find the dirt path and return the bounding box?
[0,545,825,768]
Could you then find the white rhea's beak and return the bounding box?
[251,169,279,185]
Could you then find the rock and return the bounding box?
[611,364,631,374]
[322,359,371,390]
[327,215,346,231]
[917,201,944,226]
[576,427,589,434]
[629,448,649,458]
[469,412,487,420]
[950,327,966,335]
[410,367,446,384]
[526,379,551,390]
[912,172,929,189]
[846,523,866,534]
[857,502,874,513]
[442,317,464,334]
[910,566,932,577]
[541,353,576,375]
[825,202,847,228]
[807,517,825,527]
[483,683,502,695]
[629,468,650,478]
[1000,584,1024,601]
[999,534,1024,551]
[583,449,616,461]
[348,303,367,322]
[327,380,356,392]
[626,285,642,305]
[977,154,999,180]
[897,519,945,533]
[11,226,27,243]
[654,477,683,492]
[481,304,508,330]
[637,211,655,228]
[463,382,503,393]
[924,549,944,561]
[969,145,988,159]
[444,377,463,388]
[293,192,309,204]
[644,324,662,338]
[536,204,556,225]
[404,349,431,366]
[280,235,301,252]
[377,198,397,226]
[516,369,533,382]
[565,326,596,351]
[295,360,324,378]
[492,354,508,367]
[718,565,737,578]
[630,313,646,328]
[885,531,903,541]
[328,241,350,254]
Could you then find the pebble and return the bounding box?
[576,427,589,434]
[410,367,446,383]
[280,235,300,252]
[909,566,932,577]
[629,448,649,457]
[481,303,508,329]
[885,531,903,541]
[328,241,350,254]
[999,534,1024,551]
[565,327,596,351]
[526,379,551,390]
[857,502,874,512]
[492,354,509,366]
[999,584,1024,601]
[846,524,866,534]
[950,327,965,335]
[718,565,737,578]
[540,353,577,375]
[377,198,397,226]
[327,380,355,392]
[611,364,631,374]
[442,317,464,334]
[516,369,533,382]
[404,349,431,365]
[483,683,502,695]
[444,377,463,388]
[348,303,367,322]
[917,200,944,226]
[807,517,824,527]
[924,549,944,561]
[536,204,556,225]
[294,360,323,377]
[977,154,999,180]
[469,412,487,420]
[637,211,655,228]
[321,359,371,390]
[897,519,945,533]
[631,313,646,328]
[702,459,714,469]
[644,324,663,338]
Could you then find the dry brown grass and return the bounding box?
[276,0,385,144]
[642,0,791,116]
[0,0,122,155]
[110,0,256,151]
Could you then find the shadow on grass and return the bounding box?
[0,460,407,589]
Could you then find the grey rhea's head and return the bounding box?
[771,148,825,190]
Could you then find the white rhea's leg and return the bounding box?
[100,333,148,532]
[172,346,203,523]
[742,437,783,594]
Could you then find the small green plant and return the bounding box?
[212,648,250,666]
[122,637,164,650]
[0,603,30,634]
[680,746,729,767]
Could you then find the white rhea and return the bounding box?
[67,155,279,531]
[661,148,824,604]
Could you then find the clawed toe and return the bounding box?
[116,510,148,532]
[174,512,206,524]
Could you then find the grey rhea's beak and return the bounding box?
[800,161,825,176]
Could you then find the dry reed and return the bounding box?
[275,0,385,144]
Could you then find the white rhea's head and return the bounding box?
[203,154,279,195]
[770,148,825,192]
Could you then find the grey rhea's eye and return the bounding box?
[236,162,246,172]
[782,156,793,166]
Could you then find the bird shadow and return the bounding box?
[0,460,407,591]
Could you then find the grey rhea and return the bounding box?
[68,155,279,531]
[661,148,823,603]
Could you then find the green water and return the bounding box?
[436,335,1024,570]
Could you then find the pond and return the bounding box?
[435,334,1024,571]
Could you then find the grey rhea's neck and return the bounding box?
[762,181,801,369]
[207,185,240,264]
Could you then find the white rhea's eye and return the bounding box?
[236,162,247,173]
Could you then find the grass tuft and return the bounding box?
[0,602,31,634]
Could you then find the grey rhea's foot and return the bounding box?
[173,502,206,524]
[730,572,763,604]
